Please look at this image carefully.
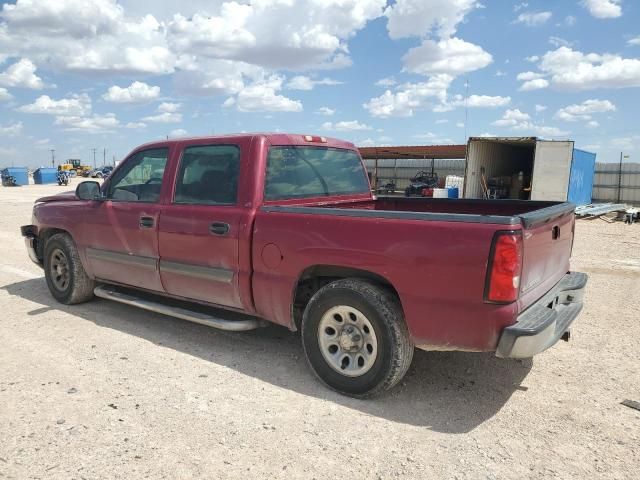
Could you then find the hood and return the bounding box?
[35,191,77,203]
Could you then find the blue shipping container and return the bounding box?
[33,167,58,184]
[568,149,596,206]
[1,167,29,186]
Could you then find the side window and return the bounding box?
[107,148,168,203]
[174,145,240,205]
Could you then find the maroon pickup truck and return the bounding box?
[21,133,587,397]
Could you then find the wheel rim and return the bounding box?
[49,248,70,291]
[318,305,378,377]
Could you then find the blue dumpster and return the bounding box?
[1,167,29,186]
[33,167,58,184]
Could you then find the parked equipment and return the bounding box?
[1,167,28,186]
[56,170,69,186]
[33,167,58,184]
[404,170,439,196]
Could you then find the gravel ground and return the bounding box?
[0,180,638,479]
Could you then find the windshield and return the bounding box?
[264,147,370,200]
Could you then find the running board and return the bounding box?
[94,285,264,332]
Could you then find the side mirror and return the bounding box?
[76,181,102,200]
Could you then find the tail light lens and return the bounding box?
[485,231,523,303]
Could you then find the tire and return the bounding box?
[301,279,414,398]
[44,233,95,305]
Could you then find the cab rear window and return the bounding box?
[264,147,369,200]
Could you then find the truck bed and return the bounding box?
[263,197,575,228]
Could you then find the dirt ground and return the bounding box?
[0,179,638,480]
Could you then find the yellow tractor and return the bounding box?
[58,159,92,177]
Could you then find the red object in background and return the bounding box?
[421,188,434,197]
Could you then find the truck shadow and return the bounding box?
[3,277,532,433]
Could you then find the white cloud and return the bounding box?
[515,11,552,27]
[492,108,569,137]
[587,120,599,128]
[18,94,91,116]
[142,102,182,122]
[581,0,622,19]
[385,0,481,39]
[628,36,640,46]
[562,15,577,27]
[157,102,180,113]
[519,78,550,91]
[316,107,335,116]
[513,3,529,13]
[0,58,44,89]
[535,104,547,112]
[375,77,397,87]
[125,121,146,129]
[169,128,188,137]
[435,119,448,124]
[548,36,574,48]
[492,109,531,127]
[286,75,341,91]
[363,75,452,117]
[554,99,616,122]
[321,120,372,131]
[166,1,386,69]
[436,94,511,111]
[0,88,12,101]
[143,112,182,123]
[227,75,303,113]
[0,121,23,136]
[402,37,492,76]
[535,47,640,89]
[102,81,160,103]
[517,71,544,81]
[54,113,119,132]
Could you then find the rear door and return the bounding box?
[530,141,574,201]
[157,142,245,309]
[83,147,170,291]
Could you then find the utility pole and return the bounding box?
[618,152,629,203]
[463,78,469,143]
[92,148,97,168]
[50,149,55,167]
[103,148,107,166]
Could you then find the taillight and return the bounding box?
[485,231,523,303]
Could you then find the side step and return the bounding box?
[94,285,264,332]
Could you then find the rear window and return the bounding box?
[264,147,370,200]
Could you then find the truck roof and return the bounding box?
[132,133,357,152]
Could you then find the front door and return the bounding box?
[158,143,244,309]
[84,147,170,292]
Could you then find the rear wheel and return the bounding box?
[44,233,95,304]
[301,279,413,398]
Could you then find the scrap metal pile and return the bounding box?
[575,204,639,224]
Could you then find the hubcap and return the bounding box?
[318,306,378,377]
[49,248,70,291]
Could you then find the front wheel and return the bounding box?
[301,279,413,398]
[44,233,95,304]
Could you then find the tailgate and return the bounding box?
[518,204,575,313]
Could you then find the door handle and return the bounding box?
[209,222,230,235]
[139,216,155,228]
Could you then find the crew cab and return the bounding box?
[21,133,587,397]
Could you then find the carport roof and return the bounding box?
[358,145,467,160]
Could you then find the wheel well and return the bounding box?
[37,228,69,260]
[292,265,401,330]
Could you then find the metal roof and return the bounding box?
[358,145,466,160]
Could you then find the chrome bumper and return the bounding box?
[496,272,588,358]
[21,225,42,267]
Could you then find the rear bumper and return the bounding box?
[496,271,588,358]
[21,225,42,267]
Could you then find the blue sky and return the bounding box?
[0,0,639,167]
